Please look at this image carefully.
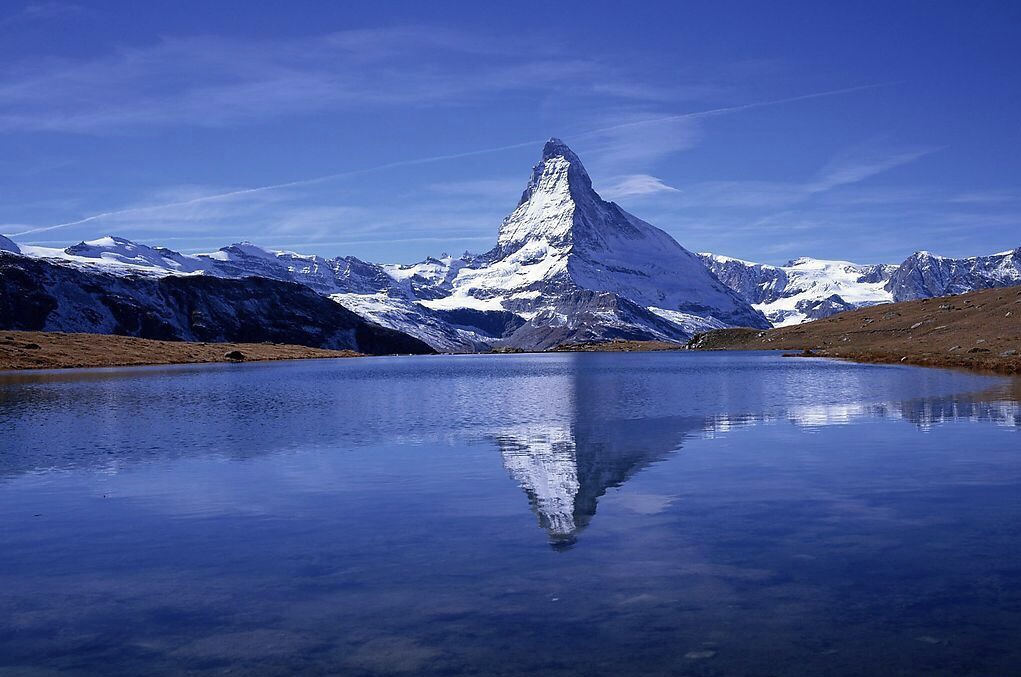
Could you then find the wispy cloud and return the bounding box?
[946,191,1019,204]
[8,85,887,240]
[0,1,82,27]
[425,178,523,201]
[581,111,704,171]
[806,145,937,193]
[600,174,680,199]
[662,143,939,210]
[0,27,673,134]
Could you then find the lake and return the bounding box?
[1,352,1020,676]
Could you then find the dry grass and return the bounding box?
[0,331,361,371]
[689,285,1021,374]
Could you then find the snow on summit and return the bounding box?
[428,137,770,344]
[4,138,1018,345]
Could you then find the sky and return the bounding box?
[0,1,1018,265]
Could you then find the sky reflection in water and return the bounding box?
[1,352,1019,676]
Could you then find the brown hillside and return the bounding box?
[689,285,1021,374]
[0,331,361,371]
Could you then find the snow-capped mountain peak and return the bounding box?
[433,139,771,341]
[699,252,898,326]
[60,236,204,272]
[2,139,773,349]
[885,247,1021,301]
[520,137,593,204]
[497,138,598,250]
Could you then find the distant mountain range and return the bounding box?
[700,248,1021,326]
[1,139,1018,351]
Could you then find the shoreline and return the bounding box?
[782,349,1021,376]
[0,331,362,371]
[687,286,1021,375]
[4,311,1019,376]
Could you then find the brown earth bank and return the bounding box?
[548,339,685,352]
[688,285,1021,374]
[0,331,361,371]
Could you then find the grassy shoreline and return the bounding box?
[687,286,1021,375]
[0,331,361,371]
[5,283,1020,375]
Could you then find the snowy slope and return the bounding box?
[700,247,1021,327]
[63,236,207,272]
[6,137,1016,346]
[2,140,769,348]
[413,138,768,346]
[699,253,897,326]
[0,254,432,354]
[886,248,1021,301]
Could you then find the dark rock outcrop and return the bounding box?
[0,254,432,355]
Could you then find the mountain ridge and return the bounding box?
[699,248,1020,326]
[2,139,1019,348]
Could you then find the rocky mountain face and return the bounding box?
[0,254,432,355]
[698,254,897,326]
[4,138,1016,345]
[1,139,769,351]
[885,248,1021,301]
[395,139,770,347]
[700,248,1021,326]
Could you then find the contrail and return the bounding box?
[7,140,546,237]
[7,83,892,239]
[571,83,896,137]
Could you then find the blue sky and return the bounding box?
[1,1,1018,265]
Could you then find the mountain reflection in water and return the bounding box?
[486,358,1020,548]
[1,353,1020,677]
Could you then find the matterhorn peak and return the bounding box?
[541,137,580,162]
[515,138,594,208]
[498,139,602,249]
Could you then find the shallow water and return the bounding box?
[1,352,1020,676]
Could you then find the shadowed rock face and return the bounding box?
[0,140,771,351]
[476,139,771,343]
[0,235,20,254]
[0,254,432,355]
[885,248,1021,302]
[796,294,855,320]
[697,248,1021,327]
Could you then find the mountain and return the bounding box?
[885,248,1021,301]
[0,235,20,254]
[0,139,768,351]
[5,138,1016,347]
[700,247,1021,327]
[14,237,501,351]
[407,138,769,347]
[0,253,432,355]
[698,253,897,326]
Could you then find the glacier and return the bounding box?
[699,247,1021,326]
[1,139,769,350]
[2,138,1018,345]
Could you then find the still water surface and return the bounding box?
[1,352,1020,676]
